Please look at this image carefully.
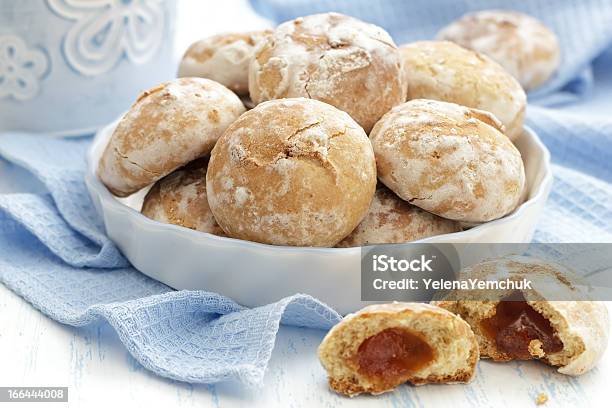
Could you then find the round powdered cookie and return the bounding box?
[178,30,272,95]
[141,158,224,236]
[336,185,461,247]
[98,78,246,197]
[206,98,377,247]
[434,256,610,376]
[437,10,560,91]
[370,99,525,223]
[318,302,479,396]
[399,40,526,140]
[249,12,405,132]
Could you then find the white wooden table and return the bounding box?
[0,283,610,408]
[1,1,610,407]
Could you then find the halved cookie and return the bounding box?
[434,256,610,376]
[318,303,479,396]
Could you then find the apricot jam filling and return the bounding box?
[356,328,435,384]
[480,293,563,359]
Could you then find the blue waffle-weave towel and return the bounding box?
[1,0,611,388]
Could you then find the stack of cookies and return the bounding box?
[97,10,561,247]
[95,10,610,398]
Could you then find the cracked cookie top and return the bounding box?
[141,158,225,236]
[336,184,461,247]
[370,99,525,223]
[97,78,246,197]
[248,12,405,133]
[206,98,377,247]
[178,30,272,95]
[437,11,560,91]
[399,41,526,141]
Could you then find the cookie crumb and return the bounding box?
[535,393,548,405]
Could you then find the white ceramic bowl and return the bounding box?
[86,120,552,314]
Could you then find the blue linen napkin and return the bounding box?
[0,134,341,388]
[1,0,611,388]
[0,157,340,387]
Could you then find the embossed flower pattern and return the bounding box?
[48,0,165,76]
[0,35,49,101]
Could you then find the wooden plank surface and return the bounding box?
[1,284,609,407]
